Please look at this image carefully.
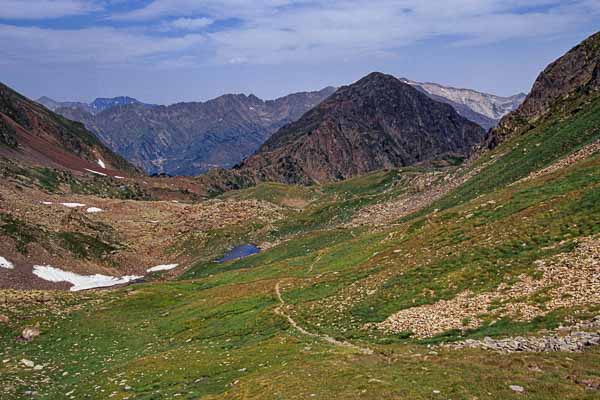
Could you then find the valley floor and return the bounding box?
[2,96,600,399]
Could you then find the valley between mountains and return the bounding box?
[0,31,600,400]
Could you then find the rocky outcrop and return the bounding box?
[488,31,600,147]
[235,72,486,185]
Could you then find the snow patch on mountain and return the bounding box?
[0,256,14,269]
[61,202,86,208]
[147,264,179,273]
[32,265,142,291]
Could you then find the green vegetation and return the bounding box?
[3,85,600,399]
[0,213,38,253]
[58,232,118,260]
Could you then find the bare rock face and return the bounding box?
[236,72,486,185]
[488,31,600,147]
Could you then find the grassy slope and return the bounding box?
[2,97,600,398]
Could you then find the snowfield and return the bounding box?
[0,256,14,269]
[32,265,143,291]
[86,207,104,213]
[147,264,179,273]
[61,203,86,208]
[84,168,108,177]
[97,159,106,169]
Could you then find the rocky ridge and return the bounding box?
[488,31,600,147]
[0,82,138,176]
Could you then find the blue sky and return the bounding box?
[0,0,598,104]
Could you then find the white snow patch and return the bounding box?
[32,265,142,292]
[61,202,86,208]
[86,207,103,213]
[97,159,106,169]
[85,168,108,177]
[0,256,14,270]
[147,264,178,273]
[114,176,125,180]
[41,201,53,205]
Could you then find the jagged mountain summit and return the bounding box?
[399,78,526,130]
[233,72,486,185]
[0,82,138,176]
[51,87,337,176]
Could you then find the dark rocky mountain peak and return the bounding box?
[237,72,486,185]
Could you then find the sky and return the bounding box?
[0,0,598,104]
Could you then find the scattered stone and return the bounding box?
[446,322,600,354]
[21,359,35,368]
[374,236,600,338]
[0,314,9,324]
[20,325,40,342]
[509,385,524,393]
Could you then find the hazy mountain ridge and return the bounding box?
[37,96,154,115]
[399,78,526,130]
[52,87,337,176]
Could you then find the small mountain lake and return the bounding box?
[216,244,260,263]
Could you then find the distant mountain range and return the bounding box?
[399,79,526,130]
[42,89,336,176]
[37,96,156,115]
[201,72,486,188]
[40,80,524,176]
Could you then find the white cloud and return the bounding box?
[0,24,205,64]
[0,0,100,20]
[112,0,297,21]
[206,0,599,64]
[0,0,598,70]
[161,17,213,31]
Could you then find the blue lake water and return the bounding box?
[216,244,260,263]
